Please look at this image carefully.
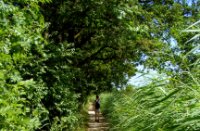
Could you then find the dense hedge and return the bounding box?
[0,1,81,130]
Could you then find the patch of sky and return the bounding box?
[194,48,200,54]
[139,0,154,6]
[128,65,169,87]
[174,0,193,5]
[128,36,179,87]
[153,18,159,26]
[169,37,178,48]
[140,53,148,62]
[164,61,180,73]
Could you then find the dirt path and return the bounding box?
[87,103,109,131]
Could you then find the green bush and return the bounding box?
[0,1,48,130]
[0,1,81,130]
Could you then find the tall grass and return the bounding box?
[100,21,200,131]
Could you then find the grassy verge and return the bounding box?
[100,73,200,131]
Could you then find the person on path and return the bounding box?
[95,95,100,122]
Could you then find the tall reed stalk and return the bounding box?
[100,21,200,131]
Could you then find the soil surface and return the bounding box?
[87,103,109,131]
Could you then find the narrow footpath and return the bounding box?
[87,103,109,131]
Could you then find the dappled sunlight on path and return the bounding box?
[87,103,109,131]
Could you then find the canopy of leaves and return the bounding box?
[0,0,199,130]
[39,0,198,94]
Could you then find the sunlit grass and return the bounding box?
[100,22,200,131]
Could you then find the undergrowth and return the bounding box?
[100,21,200,131]
[101,72,200,131]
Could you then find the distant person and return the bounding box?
[95,95,100,122]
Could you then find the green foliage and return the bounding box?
[0,77,48,130]
[0,1,48,130]
[0,1,81,130]
[39,0,199,96]
[100,20,200,131]
[0,0,84,130]
[101,73,200,131]
[40,0,165,93]
[43,83,80,130]
[0,0,199,130]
